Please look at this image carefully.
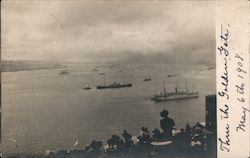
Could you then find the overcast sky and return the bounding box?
[2,1,215,64]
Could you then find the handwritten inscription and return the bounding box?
[218,124,230,152]
[234,52,249,132]
[218,24,231,152]
[220,104,229,119]
[218,24,249,154]
[218,24,230,100]
[236,107,250,132]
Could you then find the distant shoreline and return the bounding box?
[1,67,65,73]
[1,60,66,73]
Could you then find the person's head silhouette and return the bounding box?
[160,109,169,118]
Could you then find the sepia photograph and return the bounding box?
[1,1,217,158]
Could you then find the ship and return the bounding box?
[151,81,199,102]
[99,72,105,75]
[144,76,152,81]
[167,74,179,78]
[59,69,69,75]
[83,85,91,90]
[96,81,132,89]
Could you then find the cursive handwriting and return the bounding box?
[218,24,230,56]
[217,24,231,153]
[218,24,230,100]
[236,107,250,132]
[234,52,248,133]
[218,124,230,152]
[220,104,229,119]
[218,58,229,99]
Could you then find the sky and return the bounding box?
[2,1,215,64]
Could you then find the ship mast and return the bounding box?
[163,80,166,96]
[103,75,106,86]
[185,79,188,92]
[100,73,105,86]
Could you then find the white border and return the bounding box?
[216,1,250,158]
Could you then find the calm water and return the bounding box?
[2,63,215,155]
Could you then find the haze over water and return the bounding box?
[2,63,215,155]
[2,2,215,155]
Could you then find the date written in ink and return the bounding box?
[235,53,249,133]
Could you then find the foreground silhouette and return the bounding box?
[42,110,215,158]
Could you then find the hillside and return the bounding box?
[1,60,65,72]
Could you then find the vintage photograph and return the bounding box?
[1,1,216,158]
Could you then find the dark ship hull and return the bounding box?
[59,70,69,75]
[96,83,132,89]
[152,91,199,102]
[83,86,91,90]
[144,78,151,81]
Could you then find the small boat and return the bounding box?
[96,81,132,89]
[99,72,105,75]
[167,74,179,78]
[144,77,151,81]
[59,69,69,75]
[152,81,199,102]
[83,85,91,90]
[207,66,215,71]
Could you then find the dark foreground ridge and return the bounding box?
[6,122,215,158]
[41,123,215,158]
[5,96,217,158]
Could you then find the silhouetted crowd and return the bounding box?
[45,109,215,158]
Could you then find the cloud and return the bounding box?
[2,1,215,64]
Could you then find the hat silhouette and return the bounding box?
[160,109,169,117]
